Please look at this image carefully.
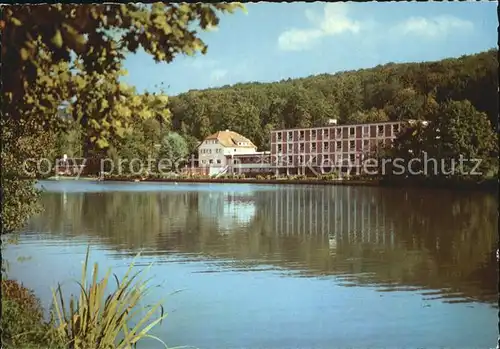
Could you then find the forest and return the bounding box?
[167,48,498,151]
[56,48,498,180]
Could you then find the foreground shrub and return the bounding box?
[319,173,338,181]
[1,279,63,349]
[51,246,168,349]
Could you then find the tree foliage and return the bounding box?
[45,49,499,182]
[380,100,498,181]
[1,3,245,234]
[165,49,497,151]
[158,132,189,171]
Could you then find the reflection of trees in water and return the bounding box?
[384,188,497,269]
[28,186,497,304]
[377,188,498,303]
[253,187,497,303]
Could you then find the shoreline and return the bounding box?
[44,176,497,193]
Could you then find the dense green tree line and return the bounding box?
[88,49,497,181]
[56,49,498,181]
[376,98,498,182]
[165,49,497,152]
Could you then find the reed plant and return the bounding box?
[50,246,169,349]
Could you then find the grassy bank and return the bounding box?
[93,174,496,193]
[1,248,170,349]
[1,279,63,349]
[99,174,380,188]
[378,177,497,193]
[42,172,496,193]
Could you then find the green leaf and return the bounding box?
[20,48,29,61]
[51,30,64,48]
[10,17,22,26]
[96,138,109,148]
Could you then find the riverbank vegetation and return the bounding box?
[1,3,243,348]
[377,99,498,184]
[1,248,168,349]
[1,279,63,349]
[50,247,168,349]
[168,49,497,150]
[96,172,495,192]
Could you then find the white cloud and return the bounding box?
[278,3,362,51]
[395,15,474,38]
[320,3,361,35]
[278,4,475,52]
[278,29,324,51]
[210,69,228,82]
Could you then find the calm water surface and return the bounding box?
[4,180,498,349]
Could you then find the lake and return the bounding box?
[3,180,498,349]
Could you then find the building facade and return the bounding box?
[228,151,272,174]
[197,130,258,175]
[270,121,404,174]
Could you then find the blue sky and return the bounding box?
[123,2,497,96]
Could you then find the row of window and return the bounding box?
[200,154,367,166]
[201,159,222,165]
[200,148,223,154]
[276,139,383,153]
[275,124,400,141]
[276,153,363,165]
[204,140,250,147]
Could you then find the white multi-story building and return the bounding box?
[197,130,257,175]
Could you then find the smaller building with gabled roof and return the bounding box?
[197,129,258,174]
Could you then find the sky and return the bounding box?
[122,2,497,96]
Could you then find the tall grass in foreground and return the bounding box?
[51,246,169,349]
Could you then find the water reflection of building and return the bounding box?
[264,186,396,247]
[197,192,257,231]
